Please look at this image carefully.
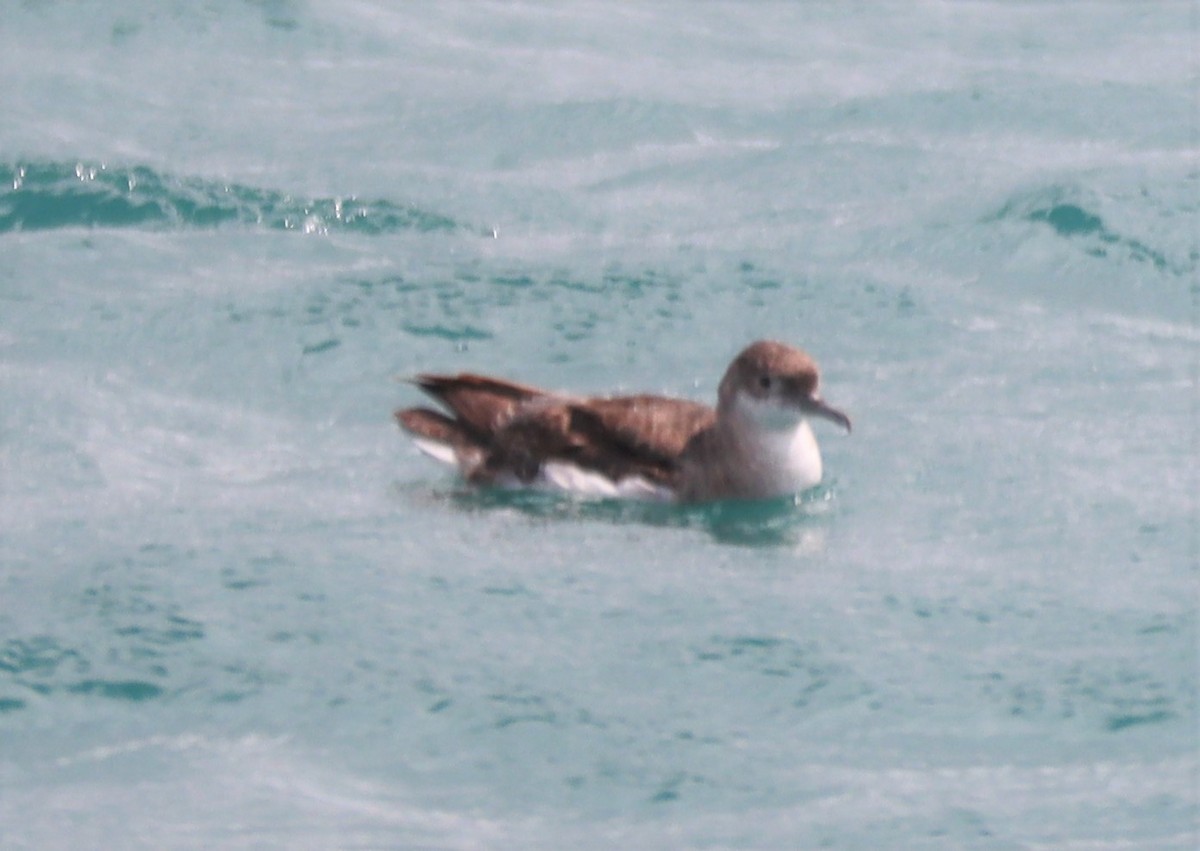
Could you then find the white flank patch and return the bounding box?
[410,441,674,502]
[410,436,459,468]
[540,460,674,503]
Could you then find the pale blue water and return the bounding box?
[1,2,1197,848]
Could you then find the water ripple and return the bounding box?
[990,185,1188,274]
[0,161,463,235]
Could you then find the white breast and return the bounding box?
[746,419,823,496]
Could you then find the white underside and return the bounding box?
[409,437,675,502]
[410,436,459,467]
[747,419,823,495]
[540,460,674,502]
[716,397,824,498]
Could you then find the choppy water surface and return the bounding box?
[1,3,1196,848]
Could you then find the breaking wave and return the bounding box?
[0,161,464,235]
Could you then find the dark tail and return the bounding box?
[395,407,476,447]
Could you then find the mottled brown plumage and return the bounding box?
[395,340,850,503]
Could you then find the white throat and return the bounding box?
[728,397,824,496]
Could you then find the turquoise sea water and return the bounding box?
[1,3,1197,848]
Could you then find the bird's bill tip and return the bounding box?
[807,397,852,433]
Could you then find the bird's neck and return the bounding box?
[683,409,823,501]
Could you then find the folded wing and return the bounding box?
[396,374,716,491]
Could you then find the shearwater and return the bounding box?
[395,340,851,503]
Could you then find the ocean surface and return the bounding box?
[1,2,1197,848]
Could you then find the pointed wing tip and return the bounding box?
[394,406,441,434]
[394,373,438,386]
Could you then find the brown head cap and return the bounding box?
[717,340,851,432]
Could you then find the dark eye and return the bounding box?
[759,374,772,390]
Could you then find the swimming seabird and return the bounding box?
[395,339,851,503]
